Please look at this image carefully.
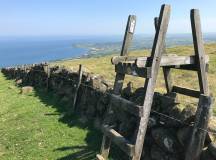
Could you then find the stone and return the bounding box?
[208,116,216,143]
[208,142,216,158]
[89,75,108,92]
[151,128,182,154]
[86,104,96,118]
[93,117,101,130]
[121,82,133,100]
[118,116,138,140]
[16,79,22,85]
[159,106,182,128]
[78,116,88,124]
[177,126,192,147]
[20,86,33,94]
[60,96,70,104]
[150,144,167,160]
[179,104,196,122]
[200,147,215,160]
[159,93,177,113]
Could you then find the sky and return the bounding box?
[0,0,215,36]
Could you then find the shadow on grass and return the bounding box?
[33,88,126,160]
[32,88,103,160]
[3,74,127,160]
[54,145,99,160]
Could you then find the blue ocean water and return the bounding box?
[0,34,215,68]
[0,35,124,67]
[0,37,90,67]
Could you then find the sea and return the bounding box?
[0,34,215,68]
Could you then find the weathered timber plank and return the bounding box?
[43,64,50,91]
[167,64,198,71]
[136,55,209,67]
[155,16,173,93]
[110,94,143,117]
[121,15,136,56]
[111,55,209,68]
[100,134,111,159]
[115,63,151,78]
[100,15,136,159]
[102,125,135,157]
[96,154,105,160]
[133,4,171,160]
[185,95,213,160]
[191,9,209,95]
[162,67,173,92]
[172,86,200,98]
[111,56,138,64]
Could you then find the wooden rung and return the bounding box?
[115,63,151,78]
[96,154,105,160]
[110,94,143,117]
[172,86,200,98]
[102,125,135,157]
[166,63,209,71]
[111,55,209,68]
[166,64,198,71]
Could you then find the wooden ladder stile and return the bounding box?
[97,4,171,160]
[97,5,211,160]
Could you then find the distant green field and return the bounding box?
[0,73,102,160]
[55,43,216,114]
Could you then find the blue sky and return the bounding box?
[0,0,215,36]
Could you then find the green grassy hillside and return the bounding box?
[54,43,216,113]
[0,73,102,160]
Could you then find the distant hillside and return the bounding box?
[53,43,216,113]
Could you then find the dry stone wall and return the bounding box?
[1,64,216,160]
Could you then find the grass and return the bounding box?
[54,43,216,114]
[0,44,215,159]
[0,72,102,160]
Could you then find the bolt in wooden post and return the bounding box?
[72,64,83,112]
[185,95,214,160]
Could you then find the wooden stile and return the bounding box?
[97,5,210,160]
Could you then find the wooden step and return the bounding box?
[110,94,143,117]
[112,55,209,68]
[172,86,200,98]
[96,154,105,160]
[101,125,135,157]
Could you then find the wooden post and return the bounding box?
[185,95,213,160]
[72,64,83,112]
[154,17,173,93]
[133,5,171,160]
[99,15,136,159]
[191,9,209,96]
[23,65,26,82]
[121,15,136,56]
[46,64,50,91]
